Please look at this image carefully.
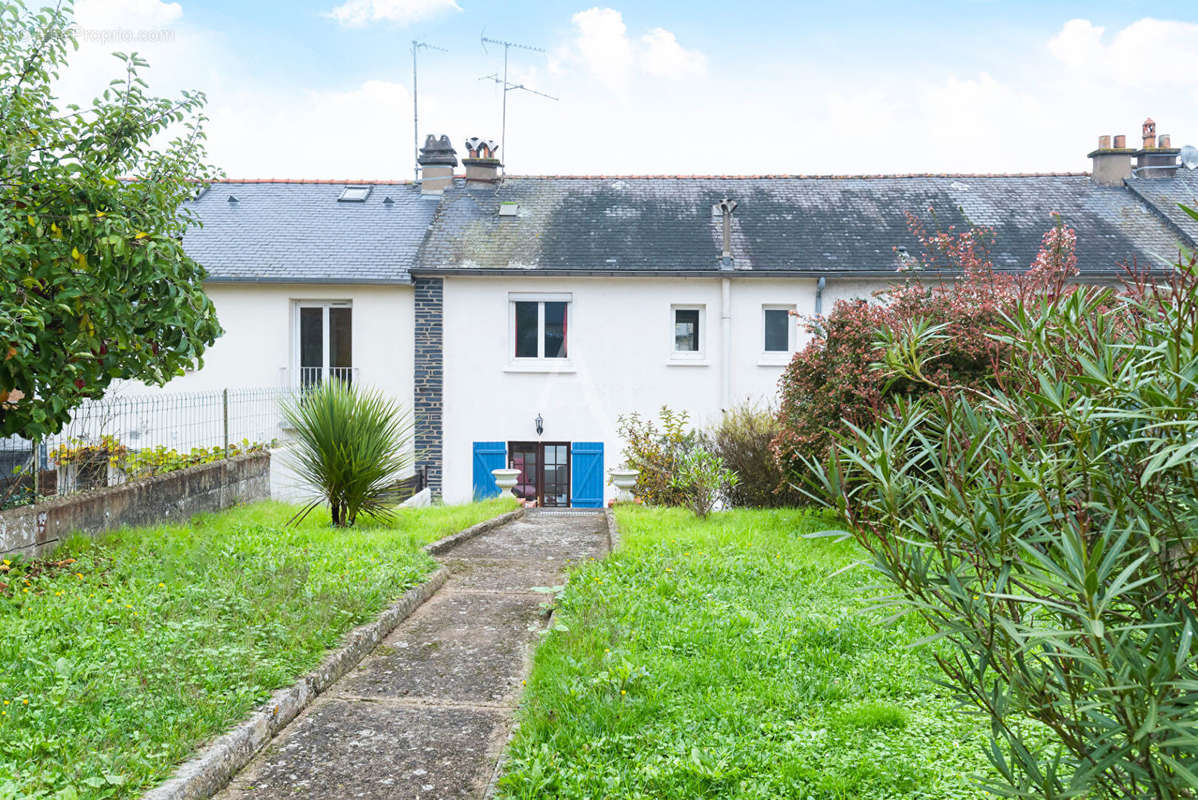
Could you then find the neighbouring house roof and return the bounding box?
[415,174,1195,277]
[183,181,435,284]
[1124,170,1198,248]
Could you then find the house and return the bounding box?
[163,121,1197,507]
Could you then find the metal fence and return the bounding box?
[0,388,290,509]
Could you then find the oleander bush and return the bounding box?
[814,254,1198,798]
[773,214,1078,495]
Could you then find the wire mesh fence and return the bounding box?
[0,388,292,509]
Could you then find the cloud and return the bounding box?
[570,7,636,90]
[1049,17,1198,87]
[324,0,461,28]
[640,27,706,79]
[564,7,707,91]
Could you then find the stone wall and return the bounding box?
[414,276,444,497]
[0,452,270,559]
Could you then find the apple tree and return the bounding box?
[0,0,222,439]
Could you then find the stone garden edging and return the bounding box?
[604,507,622,552]
[422,505,525,555]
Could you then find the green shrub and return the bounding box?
[774,215,1078,494]
[616,406,697,507]
[815,257,1198,798]
[281,381,413,527]
[709,401,800,507]
[668,446,737,519]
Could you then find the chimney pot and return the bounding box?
[1135,118,1180,179]
[462,137,502,187]
[1097,134,1111,149]
[418,134,458,196]
[1142,117,1156,149]
[1113,134,1126,148]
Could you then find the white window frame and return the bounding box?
[759,303,797,366]
[668,304,707,365]
[506,292,574,372]
[293,300,353,386]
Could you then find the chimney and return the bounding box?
[716,198,738,269]
[417,134,457,195]
[1088,132,1134,186]
[1135,117,1180,179]
[462,137,501,188]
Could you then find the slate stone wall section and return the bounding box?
[414,277,444,498]
[0,452,270,558]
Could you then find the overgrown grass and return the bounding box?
[0,496,516,800]
[498,506,995,799]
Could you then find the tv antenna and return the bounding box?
[412,39,448,181]
[480,33,558,170]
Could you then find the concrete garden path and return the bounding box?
[215,510,608,800]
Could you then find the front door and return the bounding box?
[509,442,571,507]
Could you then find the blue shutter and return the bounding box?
[571,442,604,508]
[472,441,507,500]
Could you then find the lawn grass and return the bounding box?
[0,496,516,799]
[497,506,995,800]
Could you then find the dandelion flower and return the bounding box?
[158,583,165,588]
[106,598,113,604]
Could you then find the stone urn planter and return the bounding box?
[609,468,640,503]
[491,467,521,497]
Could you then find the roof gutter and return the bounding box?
[408,267,1140,280]
[204,276,414,286]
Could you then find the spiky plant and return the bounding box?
[281,380,414,527]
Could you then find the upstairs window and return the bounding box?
[296,301,352,387]
[763,306,793,352]
[511,294,570,360]
[670,305,705,362]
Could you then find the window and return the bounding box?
[510,294,571,360]
[670,305,706,362]
[675,309,700,352]
[763,306,793,351]
[337,185,371,202]
[296,301,352,387]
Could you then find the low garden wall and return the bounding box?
[0,452,270,558]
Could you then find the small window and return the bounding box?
[670,305,705,361]
[338,185,371,202]
[674,309,700,352]
[511,295,571,360]
[764,307,791,352]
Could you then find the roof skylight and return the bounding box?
[338,185,371,202]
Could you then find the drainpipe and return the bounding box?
[721,277,731,411]
[815,276,826,315]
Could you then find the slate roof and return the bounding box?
[1125,170,1198,248]
[183,181,435,284]
[416,174,1195,276]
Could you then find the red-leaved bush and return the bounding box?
[772,213,1078,492]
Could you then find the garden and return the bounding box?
[0,496,516,799]
[498,506,996,799]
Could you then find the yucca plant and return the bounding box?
[281,380,414,527]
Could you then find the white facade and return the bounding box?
[144,282,414,400]
[438,274,891,505]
